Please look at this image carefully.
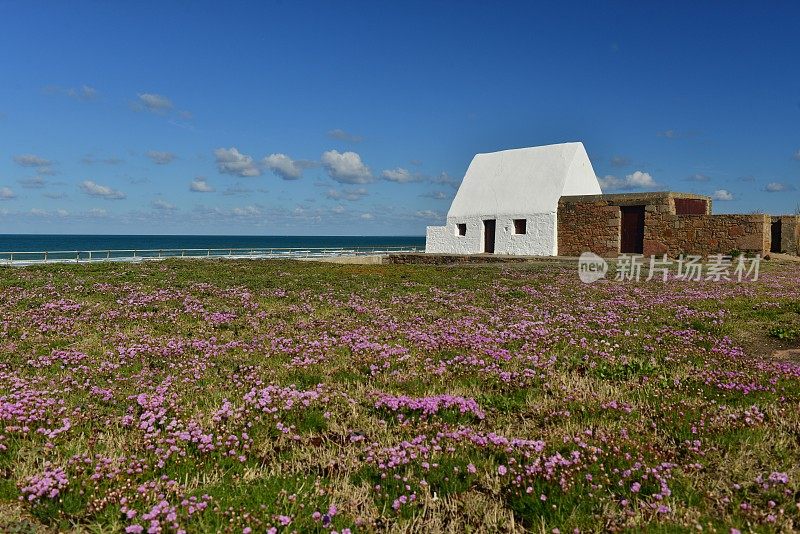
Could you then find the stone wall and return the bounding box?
[778,216,800,255]
[557,202,621,256]
[558,193,772,258]
[644,214,771,257]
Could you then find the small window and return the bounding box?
[513,219,527,234]
[456,223,467,236]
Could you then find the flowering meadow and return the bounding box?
[1,258,800,533]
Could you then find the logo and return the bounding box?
[578,252,608,284]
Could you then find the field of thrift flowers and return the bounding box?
[1,258,800,533]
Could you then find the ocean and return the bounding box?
[0,234,425,253]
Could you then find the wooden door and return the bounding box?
[483,219,496,253]
[620,206,645,254]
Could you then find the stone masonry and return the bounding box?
[557,192,790,258]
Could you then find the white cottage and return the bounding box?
[425,142,602,255]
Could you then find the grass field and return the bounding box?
[1,258,799,533]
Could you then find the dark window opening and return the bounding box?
[456,223,467,236]
[771,219,782,253]
[513,219,527,234]
[674,198,708,215]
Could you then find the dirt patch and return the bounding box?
[772,348,800,362]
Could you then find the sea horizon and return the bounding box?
[0,234,426,252]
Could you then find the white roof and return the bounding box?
[447,142,602,218]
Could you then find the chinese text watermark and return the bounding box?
[578,253,760,284]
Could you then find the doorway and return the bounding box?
[771,219,782,253]
[483,219,496,253]
[620,206,645,254]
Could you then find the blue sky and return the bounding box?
[0,1,798,235]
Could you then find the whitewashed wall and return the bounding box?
[425,213,556,255]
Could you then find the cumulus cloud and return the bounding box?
[264,153,308,180]
[764,182,796,192]
[146,151,176,165]
[190,177,214,192]
[599,171,658,191]
[711,189,734,201]
[685,173,710,182]
[80,180,126,200]
[152,199,176,210]
[13,154,52,171]
[136,93,173,113]
[322,150,372,184]
[360,212,373,220]
[0,187,16,200]
[331,205,346,214]
[327,128,363,143]
[326,187,369,201]
[381,167,424,183]
[214,147,261,177]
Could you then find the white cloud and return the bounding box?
[30,208,49,217]
[599,170,657,191]
[331,205,346,214]
[327,128,363,143]
[13,154,51,168]
[80,180,126,200]
[214,147,261,177]
[152,199,176,210]
[56,209,69,217]
[764,182,795,192]
[627,171,657,188]
[360,212,373,220]
[190,177,214,192]
[326,187,368,201]
[264,153,306,180]
[136,93,173,113]
[321,150,372,184]
[793,149,800,161]
[381,167,423,183]
[232,205,262,217]
[414,210,442,220]
[0,187,15,200]
[146,151,176,165]
[685,173,710,182]
[711,189,734,201]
